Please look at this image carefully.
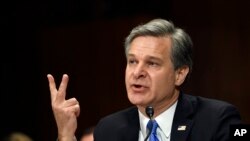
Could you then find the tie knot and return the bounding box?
[147,120,158,134]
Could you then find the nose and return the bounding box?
[133,64,147,79]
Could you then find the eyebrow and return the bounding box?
[127,54,135,58]
[127,53,162,62]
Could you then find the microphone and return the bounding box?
[146,106,154,120]
[144,106,154,141]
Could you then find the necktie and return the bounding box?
[147,120,159,141]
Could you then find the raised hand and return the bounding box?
[47,74,80,141]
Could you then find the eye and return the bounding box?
[148,61,158,67]
[128,59,137,65]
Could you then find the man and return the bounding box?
[80,126,94,141]
[47,19,241,141]
[3,132,33,141]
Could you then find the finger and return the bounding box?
[64,97,78,107]
[57,74,69,102]
[47,74,57,101]
[74,104,80,117]
[65,104,80,117]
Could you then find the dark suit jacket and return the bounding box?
[94,93,241,141]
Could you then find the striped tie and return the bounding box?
[147,120,159,141]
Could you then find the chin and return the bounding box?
[128,95,147,106]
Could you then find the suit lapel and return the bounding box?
[171,119,193,141]
[171,93,197,141]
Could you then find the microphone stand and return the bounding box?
[144,106,154,141]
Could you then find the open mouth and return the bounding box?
[131,84,148,91]
[133,84,143,88]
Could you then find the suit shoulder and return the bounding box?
[197,95,237,110]
[101,106,137,121]
[184,94,240,118]
[95,106,138,128]
[94,106,140,140]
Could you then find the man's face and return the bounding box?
[125,36,180,109]
[80,134,93,141]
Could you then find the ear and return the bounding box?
[175,65,189,86]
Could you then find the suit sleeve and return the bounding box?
[213,104,241,141]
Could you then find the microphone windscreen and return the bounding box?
[145,106,154,119]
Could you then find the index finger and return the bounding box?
[47,74,57,101]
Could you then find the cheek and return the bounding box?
[125,67,131,85]
[125,68,129,80]
[151,72,175,89]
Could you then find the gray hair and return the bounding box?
[124,19,193,73]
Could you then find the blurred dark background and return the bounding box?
[1,0,250,140]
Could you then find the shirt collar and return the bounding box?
[138,100,178,138]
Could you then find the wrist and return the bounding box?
[57,136,77,141]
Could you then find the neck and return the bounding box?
[138,90,180,118]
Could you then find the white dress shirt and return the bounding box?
[138,101,178,141]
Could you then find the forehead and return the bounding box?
[128,36,172,59]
